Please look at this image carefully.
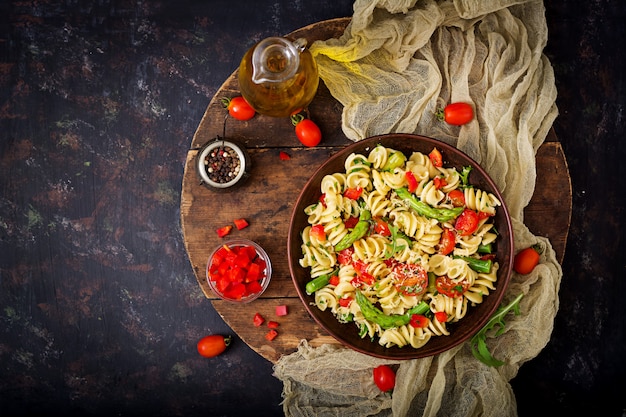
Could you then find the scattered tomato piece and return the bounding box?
[275,305,288,316]
[279,151,291,160]
[234,218,249,230]
[197,335,231,358]
[373,365,396,392]
[436,102,474,126]
[216,225,233,238]
[265,329,278,341]
[267,321,279,329]
[514,245,542,274]
[253,312,265,327]
[222,96,255,121]
[291,114,322,147]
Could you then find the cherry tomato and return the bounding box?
[222,96,255,121]
[437,102,474,126]
[514,245,542,274]
[197,335,231,358]
[337,247,354,265]
[392,263,428,296]
[455,209,479,236]
[291,114,322,147]
[310,224,326,242]
[434,311,448,323]
[405,171,418,193]
[448,189,465,207]
[373,217,391,236]
[435,275,470,298]
[409,314,429,328]
[438,228,456,255]
[373,365,396,392]
[429,148,443,168]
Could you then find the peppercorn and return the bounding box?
[203,145,241,184]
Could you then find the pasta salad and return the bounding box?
[298,145,502,349]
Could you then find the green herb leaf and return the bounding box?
[469,293,524,367]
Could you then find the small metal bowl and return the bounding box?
[196,137,250,190]
[206,239,272,303]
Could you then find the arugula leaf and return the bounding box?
[469,293,524,367]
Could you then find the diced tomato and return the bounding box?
[234,218,249,230]
[275,305,288,316]
[392,263,428,296]
[319,194,327,208]
[409,314,429,328]
[352,260,375,286]
[246,280,263,294]
[438,229,456,255]
[216,225,233,238]
[343,187,363,200]
[405,171,418,193]
[373,217,391,236]
[339,297,352,307]
[279,151,291,160]
[448,189,465,207]
[435,275,470,298]
[478,211,492,220]
[265,329,278,341]
[429,148,443,168]
[433,177,447,190]
[455,209,479,236]
[253,312,265,327]
[329,275,340,286]
[435,312,448,323]
[337,248,354,265]
[267,321,280,329]
[310,224,326,242]
[344,216,359,229]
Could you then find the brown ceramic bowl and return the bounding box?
[287,133,514,360]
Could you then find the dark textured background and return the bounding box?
[1,1,624,416]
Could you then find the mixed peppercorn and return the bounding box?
[203,145,241,184]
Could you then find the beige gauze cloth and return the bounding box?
[273,0,562,416]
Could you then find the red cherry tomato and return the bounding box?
[448,189,466,207]
[373,365,396,392]
[514,245,542,274]
[435,275,470,298]
[438,228,456,255]
[392,263,428,296]
[429,148,443,168]
[222,96,255,121]
[291,114,322,147]
[373,217,391,236]
[437,102,474,126]
[409,314,429,328]
[455,209,479,236]
[197,335,231,358]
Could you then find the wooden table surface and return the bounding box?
[180,17,572,364]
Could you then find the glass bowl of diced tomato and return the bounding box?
[206,239,272,303]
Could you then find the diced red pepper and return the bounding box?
[267,321,279,329]
[433,177,447,190]
[310,224,326,242]
[279,151,291,160]
[429,148,443,168]
[216,225,233,238]
[343,187,363,200]
[275,305,288,316]
[265,329,278,341]
[234,218,249,230]
[329,275,340,286]
[344,216,359,229]
[245,262,261,282]
[435,312,448,323]
[405,171,418,193]
[246,280,263,294]
[319,194,327,208]
[339,297,352,307]
[409,314,429,328]
[253,312,265,327]
[223,282,246,300]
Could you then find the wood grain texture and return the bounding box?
[180,18,572,363]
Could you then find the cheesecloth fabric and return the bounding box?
[273,1,562,416]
